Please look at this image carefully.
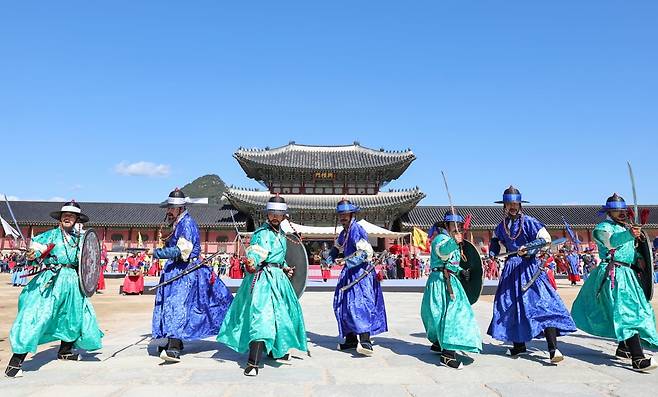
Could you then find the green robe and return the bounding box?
[420,231,482,353]
[572,219,658,346]
[217,223,307,357]
[9,227,104,354]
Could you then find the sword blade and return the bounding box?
[3,194,25,241]
[627,161,639,224]
[339,264,375,292]
[440,171,460,233]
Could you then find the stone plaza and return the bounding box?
[1,275,657,396]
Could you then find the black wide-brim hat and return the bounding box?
[50,201,89,223]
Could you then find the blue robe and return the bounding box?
[329,219,387,337]
[11,266,28,286]
[152,211,233,340]
[487,214,576,343]
[566,253,580,276]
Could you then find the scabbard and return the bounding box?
[596,249,617,297]
[443,268,455,300]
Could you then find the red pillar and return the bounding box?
[204,229,210,254]
[153,228,158,248]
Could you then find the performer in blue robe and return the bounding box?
[324,199,387,356]
[151,189,234,363]
[10,263,28,287]
[566,249,581,285]
[487,186,576,363]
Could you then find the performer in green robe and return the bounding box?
[5,201,103,378]
[572,193,658,372]
[421,210,481,369]
[217,195,307,376]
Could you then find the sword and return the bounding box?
[440,171,460,235]
[339,251,386,292]
[494,238,567,259]
[627,161,639,225]
[148,251,223,290]
[3,194,25,247]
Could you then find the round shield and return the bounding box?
[78,228,102,297]
[636,231,654,301]
[459,239,484,305]
[285,233,308,298]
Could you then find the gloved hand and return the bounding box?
[245,259,257,274]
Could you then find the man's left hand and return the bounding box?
[518,246,528,256]
[284,266,295,279]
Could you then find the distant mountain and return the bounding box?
[181,174,227,204]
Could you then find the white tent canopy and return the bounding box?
[277,219,409,239]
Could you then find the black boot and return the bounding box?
[440,349,463,370]
[245,341,264,376]
[4,353,27,378]
[267,351,290,362]
[57,341,80,361]
[506,342,527,357]
[337,333,358,351]
[615,340,632,359]
[626,334,657,372]
[430,342,442,353]
[544,327,563,363]
[160,338,182,363]
[357,333,373,356]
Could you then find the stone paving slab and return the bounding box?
[1,291,657,397]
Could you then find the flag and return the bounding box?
[412,227,429,253]
[1,215,20,240]
[137,232,144,248]
[463,214,472,232]
[562,216,580,252]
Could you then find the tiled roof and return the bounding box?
[400,205,658,230]
[234,142,416,180]
[0,201,247,229]
[225,187,426,211]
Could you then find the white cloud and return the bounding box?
[114,161,171,177]
[0,194,20,201]
[48,196,67,202]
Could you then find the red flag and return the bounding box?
[463,214,472,232]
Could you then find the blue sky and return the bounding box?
[1,1,657,205]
